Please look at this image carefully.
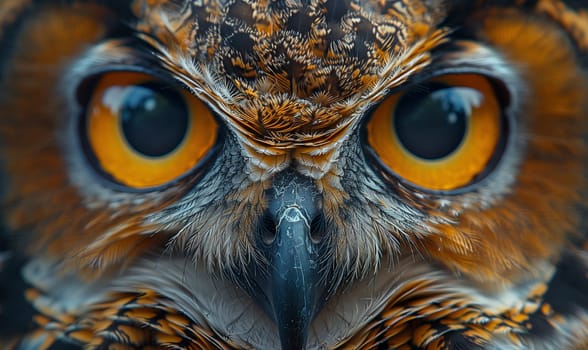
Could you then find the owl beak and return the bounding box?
[245,173,328,350]
[268,205,324,350]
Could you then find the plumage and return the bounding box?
[0,0,587,349]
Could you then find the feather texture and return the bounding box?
[0,0,587,349]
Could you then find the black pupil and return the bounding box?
[121,83,189,157]
[394,85,470,160]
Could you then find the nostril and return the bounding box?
[310,214,326,244]
[260,212,277,245]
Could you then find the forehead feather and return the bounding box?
[132,0,447,147]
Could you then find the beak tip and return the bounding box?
[271,272,317,350]
[275,315,311,350]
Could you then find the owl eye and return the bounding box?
[365,74,504,192]
[83,72,218,189]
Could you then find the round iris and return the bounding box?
[120,82,189,157]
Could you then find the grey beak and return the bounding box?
[244,171,328,350]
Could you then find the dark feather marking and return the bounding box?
[0,254,36,337]
[46,339,83,350]
[542,252,588,316]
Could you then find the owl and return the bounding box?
[0,0,587,349]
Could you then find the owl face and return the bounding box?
[1,0,587,349]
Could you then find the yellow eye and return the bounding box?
[85,72,218,189]
[366,74,503,191]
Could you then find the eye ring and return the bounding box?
[80,72,219,190]
[364,74,508,193]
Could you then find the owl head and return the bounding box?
[0,0,587,349]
